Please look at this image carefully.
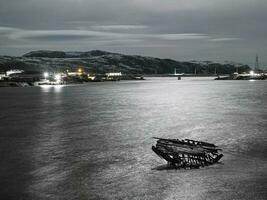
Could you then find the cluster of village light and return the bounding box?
[41,68,122,84]
[42,68,86,83]
[43,72,62,83]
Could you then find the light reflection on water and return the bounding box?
[0,78,266,200]
[40,85,65,93]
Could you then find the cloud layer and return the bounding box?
[2,26,238,43]
[0,0,266,66]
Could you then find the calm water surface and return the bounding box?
[0,77,266,200]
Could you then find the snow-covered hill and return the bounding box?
[0,50,250,74]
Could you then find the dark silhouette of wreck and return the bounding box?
[152,137,223,169]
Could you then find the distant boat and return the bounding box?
[152,137,223,169]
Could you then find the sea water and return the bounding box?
[0,77,266,199]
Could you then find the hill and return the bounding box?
[0,50,250,74]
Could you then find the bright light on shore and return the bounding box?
[249,70,254,76]
[44,72,49,78]
[54,74,61,81]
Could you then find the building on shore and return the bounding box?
[105,72,122,81]
[0,71,6,80]
[9,71,43,82]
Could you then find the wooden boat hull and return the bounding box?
[152,138,223,169]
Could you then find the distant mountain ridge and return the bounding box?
[0,50,250,74]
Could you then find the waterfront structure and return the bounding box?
[0,71,6,80]
[255,55,259,72]
[106,72,122,81]
[6,69,24,76]
[215,71,266,80]
[67,69,84,76]
[173,68,184,76]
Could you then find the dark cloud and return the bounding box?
[0,0,266,67]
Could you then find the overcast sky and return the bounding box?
[0,0,266,67]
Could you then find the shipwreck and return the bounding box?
[152,137,223,169]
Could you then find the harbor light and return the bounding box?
[43,72,49,79]
[54,74,61,81]
[249,70,254,76]
[78,68,82,73]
